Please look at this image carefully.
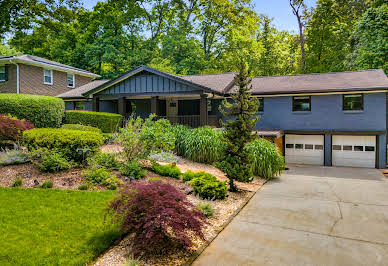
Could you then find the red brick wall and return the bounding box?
[19,64,92,96]
[0,64,17,93]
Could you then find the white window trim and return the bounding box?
[67,73,75,88]
[43,69,53,85]
[0,66,6,82]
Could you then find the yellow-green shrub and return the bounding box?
[65,111,123,133]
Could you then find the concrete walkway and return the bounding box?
[193,165,388,266]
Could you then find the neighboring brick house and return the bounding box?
[0,55,100,96]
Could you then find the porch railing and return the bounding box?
[157,115,221,128]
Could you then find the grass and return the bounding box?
[0,188,120,266]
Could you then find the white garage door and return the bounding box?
[285,134,324,165]
[332,135,376,168]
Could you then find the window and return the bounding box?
[315,145,323,150]
[343,145,352,151]
[44,69,53,85]
[305,144,314,149]
[332,145,342,151]
[0,66,7,81]
[74,102,85,110]
[295,144,303,149]
[343,94,363,111]
[258,97,264,112]
[354,146,364,151]
[365,146,375,152]
[293,96,311,112]
[286,144,294,149]
[67,73,75,88]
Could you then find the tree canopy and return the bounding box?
[0,0,385,78]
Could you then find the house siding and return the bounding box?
[0,64,17,93]
[19,64,92,96]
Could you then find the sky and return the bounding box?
[83,0,317,32]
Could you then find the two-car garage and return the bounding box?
[285,134,376,168]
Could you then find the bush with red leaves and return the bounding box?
[108,180,206,256]
[0,114,35,141]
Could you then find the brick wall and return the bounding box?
[0,64,17,93]
[19,64,92,96]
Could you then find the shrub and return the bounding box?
[197,202,214,218]
[82,166,120,189]
[179,126,225,163]
[182,170,214,182]
[108,181,206,256]
[78,184,89,190]
[23,128,103,162]
[119,161,146,179]
[65,110,123,133]
[61,124,102,133]
[87,152,119,170]
[0,114,35,142]
[245,138,285,179]
[151,162,181,179]
[40,181,53,189]
[115,115,175,161]
[102,133,113,144]
[12,177,23,187]
[0,149,29,166]
[39,152,73,173]
[0,94,64,128]
[190,174,228,200]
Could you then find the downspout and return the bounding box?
[10,59,20,94]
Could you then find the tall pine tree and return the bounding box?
[219,63,260,191]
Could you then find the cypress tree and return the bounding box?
[219,63,260,191]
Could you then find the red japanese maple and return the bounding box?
[108,180,206,256]
[0,114,35,141]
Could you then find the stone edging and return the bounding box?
[183,180,268,266]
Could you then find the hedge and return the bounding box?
[61,124,102,133]
[23,128,103,162]
[0,94,64,128]
[65,111,123,133]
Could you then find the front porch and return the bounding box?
[92,95,222,128]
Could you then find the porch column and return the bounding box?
[151,96,158,115]
[118,97,126,116]
[92,96,99,112]
[200,94,208,126]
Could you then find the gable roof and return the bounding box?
[83,65,224,97]
[0,54,100,78]
[57,80,109,99]
[181,72,236,94]
[228,69,388,95]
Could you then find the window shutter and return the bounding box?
[4,65,8,81]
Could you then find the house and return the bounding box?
[58,65,388,169]
[0,54,100,96]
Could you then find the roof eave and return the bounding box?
[0,58,100,78]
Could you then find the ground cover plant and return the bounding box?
[108,181,206,256]
[0,94,64,128]
[82,167,121,190]
[0,188,119,265]
[87,152,119,170]
[0,149,29,166]
[38,152,74,173]
[119,161,146,179]
[151,162,181,179]
[245,138,285,179]
[65,111,123,133]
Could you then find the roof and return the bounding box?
[181,72,237,94]
[255,130,284,138]
[0,54,100,78]
[83,65,223,97]
[228,69,388,95]
[57,80,109,99]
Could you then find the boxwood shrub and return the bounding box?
[61,124,102,133]
[23,128,103,162]
[0,94,64,128]
[65,111,123,133]
[190,173,227,200]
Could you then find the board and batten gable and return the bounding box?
[255,93,386,132]
[96,71,204,97]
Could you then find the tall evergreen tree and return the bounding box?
[219,63,260,191]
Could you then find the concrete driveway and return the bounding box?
[193,165,388,266]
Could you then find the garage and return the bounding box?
[332,135,376,168]
[285,134,324,165]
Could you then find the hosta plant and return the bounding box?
[108,181,206,256]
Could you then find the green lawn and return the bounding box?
[0,188,120,265]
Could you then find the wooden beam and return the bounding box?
[200,94,208,126]
[118,97,126,116]
[151,96,158,115]
[92,97,99,112]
